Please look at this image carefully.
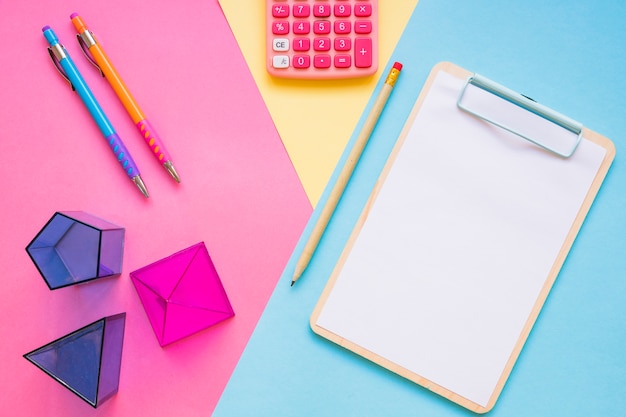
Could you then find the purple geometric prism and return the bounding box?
[23,313,126,408]
[26,211,125,290]
[130,242,234,347]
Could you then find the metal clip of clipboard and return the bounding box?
[457,74,583,158]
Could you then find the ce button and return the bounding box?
[272,38,290,52]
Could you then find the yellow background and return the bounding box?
[218,0,420,206]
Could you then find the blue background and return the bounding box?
[214,1,625,415]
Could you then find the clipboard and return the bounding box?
[310,62,615,413]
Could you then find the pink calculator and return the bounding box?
[266,0,378,79]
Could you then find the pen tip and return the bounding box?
[133,175,150,198]
[164,161,181,183]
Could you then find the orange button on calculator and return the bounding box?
[266,0,379,79]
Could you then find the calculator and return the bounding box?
[266,0,378,79]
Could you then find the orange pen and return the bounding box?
[71,13,180,183]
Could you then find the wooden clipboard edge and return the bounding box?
[310,322,486,413]
[310,61,615,414]
[477,84,616,414]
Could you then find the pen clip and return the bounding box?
[76,32,104,77]
[47,46,75,91]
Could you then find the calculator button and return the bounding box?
[354,20,372,34]
[273,38,290,51]
[334,37,351,51]
[293,55,311,69]
[293,37,311,51]
[334,4,352,17]
[292,4,310,17]
[334,55,351,68]
[272,4,290,17]
[314,37,331,51]
[334,21,351,34]
[314,55,331,68]
[314,21,331,34]
[354,3,372,17]
[354,37,372,68]
[313,4,331,17]
[273,55,290,68]
[272,21,290,35]
[293,21,311,34]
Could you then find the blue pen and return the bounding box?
[42,25,149,198]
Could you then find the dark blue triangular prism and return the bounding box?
[24,313,126,407]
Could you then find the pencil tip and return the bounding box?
[292,267,304,286]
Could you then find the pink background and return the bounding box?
[0,0,310,415]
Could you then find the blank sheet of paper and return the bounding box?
[314,70,607,408]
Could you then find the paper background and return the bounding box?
[1,0,625,416]
[215,1,626,416]
[0,1,310,415]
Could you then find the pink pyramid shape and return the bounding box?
[130,242,234,346]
